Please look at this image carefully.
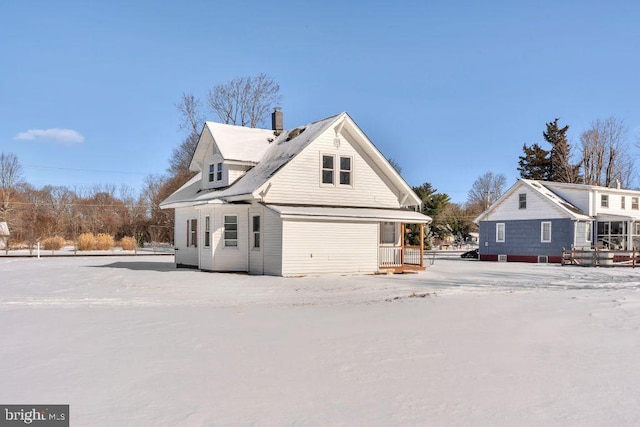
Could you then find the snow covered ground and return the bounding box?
[2,256,640,426]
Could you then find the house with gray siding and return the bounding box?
[475,179,640,263]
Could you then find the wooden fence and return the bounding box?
[562,247,640,267]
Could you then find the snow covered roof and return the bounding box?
[266,205,432,223]
[162,114,341,208]
[475,179,591,223]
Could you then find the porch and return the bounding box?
[378,223,425,272]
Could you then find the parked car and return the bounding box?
[460,248,479,259]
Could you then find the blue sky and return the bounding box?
[2,0,640,203]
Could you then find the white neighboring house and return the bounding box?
[160,110,431,276]
[0,222,9,250]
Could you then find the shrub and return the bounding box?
[95,233,114,250]
[77,233,96,251]
[120,236,137,251]
[42,236,65,251]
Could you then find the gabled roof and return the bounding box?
[189,122,274,171]
[161,112,422,209]
[475,179,591,223]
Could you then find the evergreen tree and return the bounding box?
[544,118,581,183]
[517,143,550,180]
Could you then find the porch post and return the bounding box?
[420,223,424,267]
[401,223,405,265]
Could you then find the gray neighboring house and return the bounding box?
[474,179,640,263]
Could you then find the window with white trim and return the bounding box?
[188,219,197,247]
[585,222,592,242]
[216,162,223,181]
[518,193,526,209]
[601,194,609,208]
[224,215,238,247]
[204,216,210,247]
[496,223,505,242]
[321,154,334,185]
[633,197,639,210]
[252,215,260,249]
[622,196,626,209]
[339,156,352,186]
[208,164,215,182]
[541,221,552,242]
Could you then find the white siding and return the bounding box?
[263,127,401,208]
[174,207,199,267]
[201,153,226,190]
[543,185,592,214]
[248,206,264,275]
[281,219,378,276]
[486,187,568,221]
[263,207,283,276]
[229,164,250,185]
[211,205,249,272]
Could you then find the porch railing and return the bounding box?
[379,245,424,268]
[379,245,402,267]
[404,246,423,266]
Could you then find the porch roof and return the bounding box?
[596,214,640,222]
[265,205,432,223]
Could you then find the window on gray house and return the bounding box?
[541,221,552,242]
[496,223,505,242]
[208,165,214,182]
[519,193,526,209]
[216,163,223,181]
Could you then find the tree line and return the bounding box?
[518,117,635,188]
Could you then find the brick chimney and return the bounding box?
[272,107,283,135]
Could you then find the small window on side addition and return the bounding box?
[519,193,527,209]
[601,194,609,208]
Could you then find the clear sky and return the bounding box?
[2,0,640,203]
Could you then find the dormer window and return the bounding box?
[216,162,222,181]
[208,164,215,182]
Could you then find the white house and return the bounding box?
[476,179,640,263]
[160,110,431,276]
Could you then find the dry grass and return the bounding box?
[42,236,65,251]
[76,233,96,251]
[95,233,114,250]
[120,236,137,251]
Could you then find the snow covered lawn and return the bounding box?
[2,256,640,425]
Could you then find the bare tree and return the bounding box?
[176,93,204,136]
[580,117,634,187]
[467,172,507,211]
[0,152,23,213]
[168,94,206,177]
[207,73,282,128]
